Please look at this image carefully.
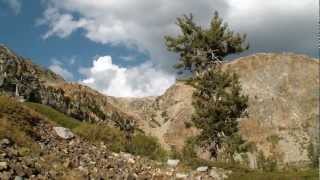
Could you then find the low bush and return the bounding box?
[308,142,320,168]
[166,137,212,169]
[74,123,168,161]
[257,151,278,172]
[127,133,168,161]
[73,123,127,152]
[184,121,193,128]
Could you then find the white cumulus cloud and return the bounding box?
[39,0,317,67]
[39,0,229,69]
[37,7,89,39]
[80,56,175,97]
[39,0,317,97]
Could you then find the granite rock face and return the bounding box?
[114,53,319,169]
[224,53,319,168]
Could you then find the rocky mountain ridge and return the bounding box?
[0,45,136,129]
[115,53,319,169]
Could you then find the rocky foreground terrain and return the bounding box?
[0,96,230,180]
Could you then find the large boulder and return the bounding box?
[167,159,180,168]
[53,127,75,140]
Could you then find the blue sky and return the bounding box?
[0,1,148,79]
[0,0,317,97]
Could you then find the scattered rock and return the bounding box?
[167,159,180,168]
[176,173,188,179]
[120,152,132,160]
[0,171,12,180]
[0,162,8,171]
[112,152,119,157]
[127,158,135,164]
[209,167,230,180]
[63,159,71,168]
[196,166,208,172]
[0,139,10,147]
[78,166,89,175]
[53,127,74,139]
[14,176,24,180]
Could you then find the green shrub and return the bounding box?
[73,123,126,152]
[215,134,252,163]
[308,142,319,168]
[179,136,251,169]
[180,137,206,168]
[161,111,167,118]
[127,133,167,161]
[161,111,170,123]
[184,121,193,128]
[182,137,197,157]
[267,135,280,146]
[257,151,278,172]
[75,123,168,161]
[169,146,183,160]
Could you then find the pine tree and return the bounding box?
[165,11,249,74]
[192,68,248,157]
[165,11,249,158]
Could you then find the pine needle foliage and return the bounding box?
[165,11,249,157]
[165,11,249,74]
[192,68,248,157]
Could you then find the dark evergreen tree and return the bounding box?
[165,11,249,74]
[165,11,249,158]
[192,68,248,157]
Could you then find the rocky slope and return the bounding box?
[115,53,319,169]
[1,96,231,180]
[0,45,136,129]
[108,83,198,150]
[224,53,319,168]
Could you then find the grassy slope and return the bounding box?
[25,100,167,161]
[227,169,318,180]
[25,102,81,129]
[0,96,41,155]
[176,153,318,180]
